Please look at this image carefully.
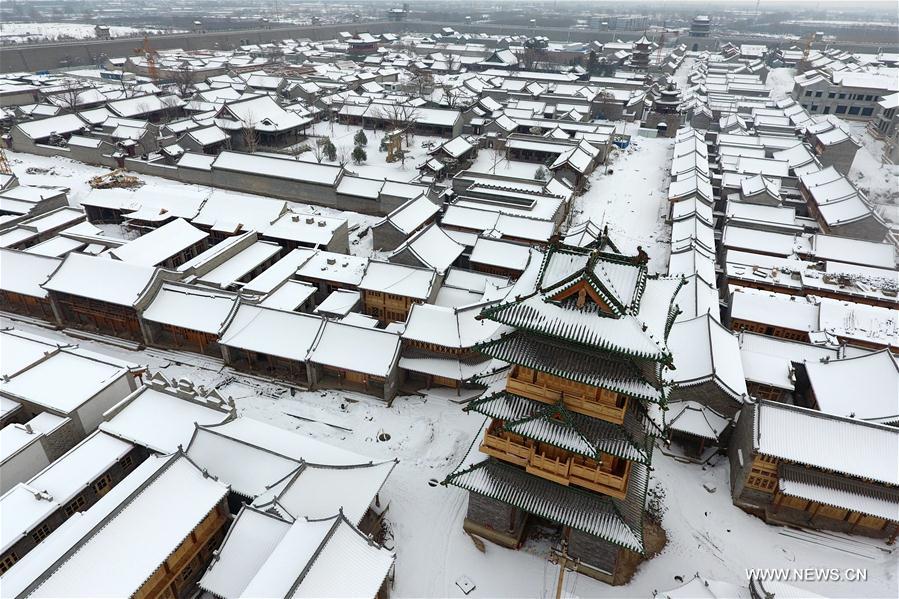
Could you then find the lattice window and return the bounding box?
[0,553,18,574]
[31,523,52,544]
[94,474,113,495]
[63,495,87,517]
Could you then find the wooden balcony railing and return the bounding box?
[506,377,627,424]
[526,445,571,485]
[481,428,629,499]
[480,428,530,466]
[570,459,629,499]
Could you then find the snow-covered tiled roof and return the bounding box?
[42,252,159,307]
[753,401,899,485]
[383,194,439,235]
[0,430,132,556]
[0,248,60,299]
[27,455,228,599]
[212,151,342,186]
[805,350,899,425]
[109,218,208,267]
[665,313,748,401]
[358,260,436,299]
[778,465,899,522]
[219,304,323,362]
[15,114,87,140]
[308,320,401,378]
[100,385,230,454]
[403,302,500,349]
[391,223,464,274]
[253,460,396,525]
[186,426,301,498]
[141,282,237,334]
[664,400,730,440]
[447,459,643,552]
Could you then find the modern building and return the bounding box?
[792,70,899,121]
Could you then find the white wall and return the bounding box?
[75,375,136,434]
[0,438,50,494]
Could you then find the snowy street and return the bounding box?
[573,130,674,272]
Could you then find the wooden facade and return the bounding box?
[152,324,221,356]
[468,261,527,279]
[0,445,149,572]
[317,365,389,397]
[135,500,230,599]
[362,289,418,323]
[225,348,310,384]
[480,419,631,499]
[507,366,629,424]
[729,317,810,342]
[402,340,473,390]
[0,289,56,321]
[746,380,789,403]
[155,238,209,270]
[739,453,896,538]
[50,291,145,340]
[729,402,898,542]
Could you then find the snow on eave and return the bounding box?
[26,453,229,599]
[752,400,899,485]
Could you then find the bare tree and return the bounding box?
[515,45,545,71]
[160,96,181,121]
[409,69,433,97]
[311,138,327,163]
[337,145,352,169]
[242,112,259,153]
[594,90,618,121]
[55,79,85,113]
[118,64,130,97]
[375,103,420,143]
[442,83,462,110]
[135,101,151,119]
[171,65,195,98]
[488,140,506,174]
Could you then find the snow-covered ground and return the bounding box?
[2,314,895,599]
[670,56,696,92]
[468,151,547,180]
[302,122,443,183]
[766,67,798,101]
[572,130,673,272]
[846,122,899,223]
[0,22,181,44]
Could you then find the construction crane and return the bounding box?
[655,31,666,66]
[0,147,12,176]
[798,31,816,72]
[134,36,159,82]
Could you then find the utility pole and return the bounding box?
[549,540,579,599]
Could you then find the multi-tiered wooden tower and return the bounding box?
[445,242,682,584]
